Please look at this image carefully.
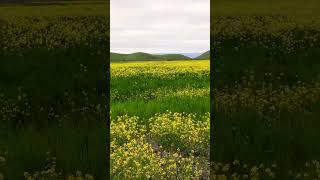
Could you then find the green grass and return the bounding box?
[112,96,209,120]
[5,125,106,179]
[111,60,209,119]
[0,49,107,179]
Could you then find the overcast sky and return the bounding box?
[110,0,210,54]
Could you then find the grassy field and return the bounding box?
[212,0,320,179]
[0,2,108,179]
[212,0,320,17]
[110,60,210,179]
[0,1,108,16]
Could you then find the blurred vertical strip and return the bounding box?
[0,1,109,179]
[210,0,215,179]
[211,0,320,179]
[106,0,110,179]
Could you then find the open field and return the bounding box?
[111,60,210,179]
[212,0,320,179]
[212,0,320,17]
[0,3,108,179]
[0,1,108,16]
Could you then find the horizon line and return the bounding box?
[110,50,209,55]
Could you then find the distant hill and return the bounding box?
[195,51,210,60]
[111,51,210,61]
[111,52,191,62]
[181,53,202,58]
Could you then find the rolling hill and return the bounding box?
[111,52,192,61]
[195,50,210,60]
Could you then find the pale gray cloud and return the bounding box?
[111,0,210,54]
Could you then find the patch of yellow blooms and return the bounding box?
[111,60,209,78]
[111,112,210,179]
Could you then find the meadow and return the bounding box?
[0,2,108,179]
[211,0,320,179]
[110,60,210,179]
[0,1,108,17]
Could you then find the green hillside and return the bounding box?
[154,54,193,60]
[111,52,192,61]
[195,51,210,60]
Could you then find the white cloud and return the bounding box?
[111,0,210,54]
